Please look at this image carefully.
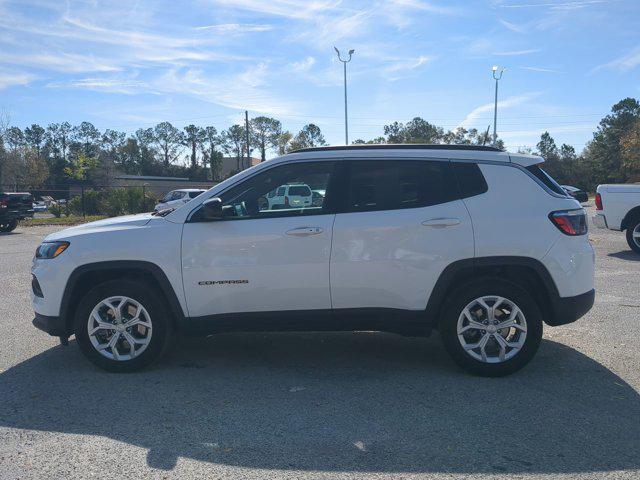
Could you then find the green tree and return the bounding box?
[183,124,205,170]
[153,122,183,166]
[64,153,99,181]
[200,126,224,180]
[250,116,282,162]
[223,125,247,173]
[583,97,640,186]
[383,117,443,144]
[24,124,45,156]
[289,124,326,151]
[620,118,640,182]
[72,122,101,157]
[276,131,293,155]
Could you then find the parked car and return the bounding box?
[562,185,588,203]
[33,201,47,212]
[154,189,205,212]
[31,145,594,376]
[593,183,640,253]
[265,183,314,210]
[0,192,34,232]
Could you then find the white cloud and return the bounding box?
[0,71,35,89]
[458,92,541,128]
[593,46,640,73]
[289,56,316,72]
[46,76,151,95]
[150,65,303,116]
[499,19,526,33]
[385,55,434,74]
[496,1,611,9]
[520,66,561,73]
[493,48,541,56]
[194,23,273,33]
[388,0,462,15]
[0,52,120,73]
[210,0,341,20]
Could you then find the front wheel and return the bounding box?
[626,218,640,254]
[439,279,543,377]
[74,280,173,372]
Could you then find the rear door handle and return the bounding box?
[421,218,461,228]
[285,227,324,237]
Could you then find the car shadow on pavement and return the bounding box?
[1,332,638,475]
[608,251,640,261]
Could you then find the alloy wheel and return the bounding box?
[633,223,640,248]
[457,295,527,363]
[87,296,153,361]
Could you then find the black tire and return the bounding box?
[74,279,174,372]
[0,220,18,232]
[625,217,640,254]
[439,278,543,377]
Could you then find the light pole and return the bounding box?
[491,65,505,147]
[334,46,354,145]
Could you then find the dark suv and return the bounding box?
[0,192,34,232]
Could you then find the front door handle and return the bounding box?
[285,227,324,237]
[421,218,461,228]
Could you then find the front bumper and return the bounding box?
[592,213,607,229]
[33,312,67,337]
[546,289,595,326]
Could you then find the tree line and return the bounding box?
[0,97,638,193]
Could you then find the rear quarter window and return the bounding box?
[525,165,568,196]
[452,162,488,199]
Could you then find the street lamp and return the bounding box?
[491,65,505,147]
[334,46,354,145]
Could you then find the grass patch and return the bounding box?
[22,215,107,227]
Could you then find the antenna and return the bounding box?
[482,125,490,146]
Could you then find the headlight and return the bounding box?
[35,241,70,259]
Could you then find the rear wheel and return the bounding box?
[74,279,173,372]
[439,279,543,377]
[625,218,640,254]
[0,219,18,232]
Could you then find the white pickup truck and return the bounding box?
[593,184,640,253]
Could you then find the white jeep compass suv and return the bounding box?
[31,145,595,376]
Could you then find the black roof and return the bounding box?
[290,144,503,154]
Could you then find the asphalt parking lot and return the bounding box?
[1,205,639,480]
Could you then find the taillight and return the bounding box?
[549,209,588,236]
[0,199,7,209]
[595,192,603,211]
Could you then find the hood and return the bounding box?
[44,212,156,241]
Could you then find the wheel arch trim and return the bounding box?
[60,260,186,335]
[425,256,561,327]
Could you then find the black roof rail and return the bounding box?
[289,144,504,154]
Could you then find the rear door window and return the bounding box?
[345,160,457,212]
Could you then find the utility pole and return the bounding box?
[245,110,250,170]
[334,47,354,145]
[491,66,505,147]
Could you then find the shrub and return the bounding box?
[66,188,156,217]
[49,203,63,218]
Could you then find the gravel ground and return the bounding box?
[0,206,639,480]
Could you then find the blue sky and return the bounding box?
[0,0,639,156]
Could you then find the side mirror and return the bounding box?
[201,197,223,220]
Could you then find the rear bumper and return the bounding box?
[547,289,595,326]
[592,213,608,229]
[33,312,67,337]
